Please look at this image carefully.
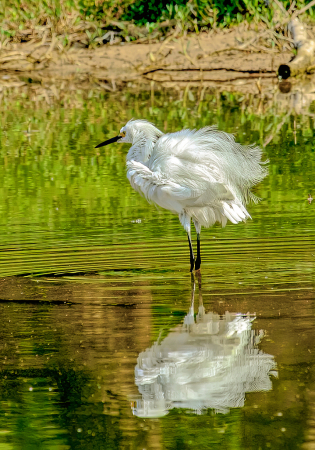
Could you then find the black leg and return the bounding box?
[195,233,201,271]
[187,234,195,272]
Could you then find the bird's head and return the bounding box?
[95,119,163,148]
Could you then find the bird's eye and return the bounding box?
[120,131,126,137]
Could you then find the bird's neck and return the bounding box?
[126,135,155,163]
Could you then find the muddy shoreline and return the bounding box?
[0,26,297,96]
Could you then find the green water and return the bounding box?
[0,89,314,449]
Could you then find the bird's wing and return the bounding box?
[148,127,268,203]
[126,159,234,231]
[145,130,232,203]
[127,160,194,201]
[126,159,251,227]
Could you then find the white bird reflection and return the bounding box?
[132,275,277,418]
[278,76,315,116]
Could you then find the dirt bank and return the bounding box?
[1,24,314,96]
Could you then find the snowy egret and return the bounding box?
[96,119,267,272]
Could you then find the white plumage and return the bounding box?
[96,119,268,271]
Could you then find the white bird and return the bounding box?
[96,119,268,271]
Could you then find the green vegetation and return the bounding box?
[0,89,314,277]
[1,0,315,44]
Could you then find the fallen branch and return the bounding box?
[278,17,315,78]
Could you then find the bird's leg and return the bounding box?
[179,212,194,272]
[192,220,201,272]
[187,233,195,272]
[195,233,201,271]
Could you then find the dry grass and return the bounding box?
[0,0,177,49]
[1,0,315,50]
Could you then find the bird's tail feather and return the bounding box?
[222,202,250,224]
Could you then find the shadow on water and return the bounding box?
[133,273,277,418]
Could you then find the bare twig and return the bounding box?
[44,33,57,58]
[292,0,315,18]
[272,0,289,16]
[288,0,296,15]
[239,30,270,49]
[201,31,277,58]
[181,37,197,67]
[251,44,278,54]
[201,48,251,58]
[272,32,294,44]
[156,29,180,56]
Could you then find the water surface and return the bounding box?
[0,88,314,449]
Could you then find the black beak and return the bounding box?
[95,135,122,148]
